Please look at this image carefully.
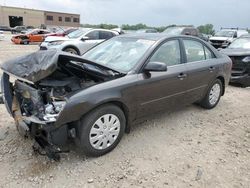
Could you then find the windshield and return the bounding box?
[67,28,90,39]
[214,30,235,37]
[163,27,184,35]
[228,38,250,49]
[82,37,155,72]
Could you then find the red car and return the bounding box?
[11,29,51,44]
[45,28,78,38]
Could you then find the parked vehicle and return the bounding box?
[46,28,79,38]
[209,28,249,49]
[0,26,11,31]
[163,26,208,41]
[220,34,250,87]
[11,26,26,34]
[20,26,35,34]
[0,31,4,40]
[0,34,232,160]
[40,28,119,55]
[11,29,51,44]
[136,29,158,33]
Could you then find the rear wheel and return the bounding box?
[75,105,126,157]
[200,79,222,109]
[63,47,79,55]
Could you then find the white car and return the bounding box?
[209,28,248,49]
[0,31,4,40]
[40,28,120,55]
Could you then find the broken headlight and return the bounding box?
[43,101,66,122]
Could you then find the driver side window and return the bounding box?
[149,40,181,66]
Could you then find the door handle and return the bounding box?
[177,73,187,80]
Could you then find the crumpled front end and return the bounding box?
[0,50,122,160]
[1,73,71,160]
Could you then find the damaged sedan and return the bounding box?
[1,34,232,160]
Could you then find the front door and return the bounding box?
[136,39,189,118]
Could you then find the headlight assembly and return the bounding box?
[48,41,65,46]
[242,56,250,63]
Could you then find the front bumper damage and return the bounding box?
[1,73,73,161]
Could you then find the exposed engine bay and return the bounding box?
[1,50,124,160]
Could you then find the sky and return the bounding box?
[0,0,250,30]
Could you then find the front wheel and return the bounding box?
[200,79,222,109]
[63,47,79,55]
[75,105,126,157]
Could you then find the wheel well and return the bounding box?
[62,45,80,55]
[217,76,225,96]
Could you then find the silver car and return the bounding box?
[40,28,119,55]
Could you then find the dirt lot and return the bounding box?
[0,33,249,188]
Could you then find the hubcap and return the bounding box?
[89,114,120,150]
[209,83,221,105]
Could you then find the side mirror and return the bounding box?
[81,36,89,41]
[233,33,237,38]
[144,62,167,72]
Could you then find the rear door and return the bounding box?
[136,39,189,118]
[181,38,219,103]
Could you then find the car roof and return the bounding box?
[116,33,199,41]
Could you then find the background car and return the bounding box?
[46,27,78,37]
[163,26,208,41]
[11,29,51,44]
[1,34,232,160]
[11,26,26,34]
[40,28,120,55]
[209,28,249,49]
[0,25,11,31]
[220,34,250,87]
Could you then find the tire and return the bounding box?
[63,47,79,55]
[200,79,222,109]
[75,104,126,157]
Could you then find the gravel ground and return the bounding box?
[0,33,249,188]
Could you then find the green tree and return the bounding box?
[197,24,215,35]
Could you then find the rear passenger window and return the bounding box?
[183,40,205,62]
[149,40,181,66]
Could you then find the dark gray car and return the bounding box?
[0,34,232,160]
[220,34,250,87]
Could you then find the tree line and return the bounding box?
[80,23,249,35]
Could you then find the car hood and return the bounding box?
[1,50,122,83]
[209,36,231,41]
[220,48,250,56]
[44,36,71,42]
